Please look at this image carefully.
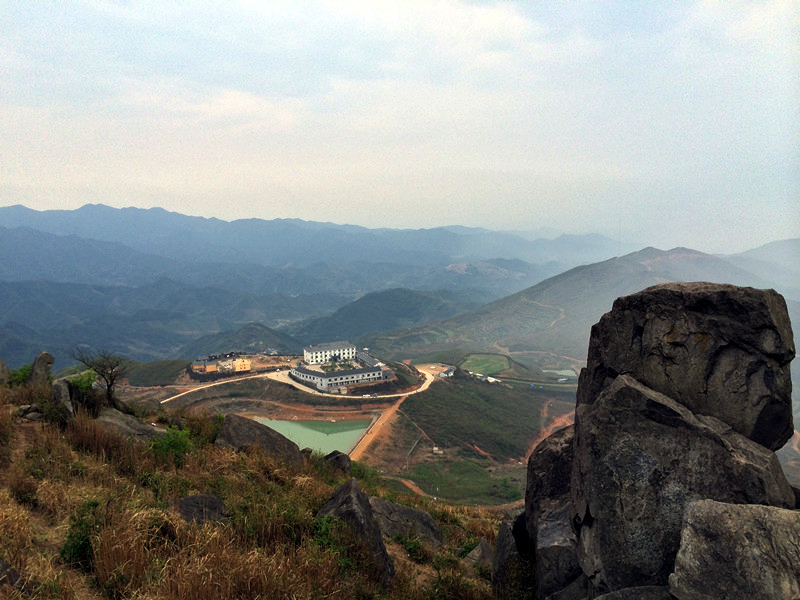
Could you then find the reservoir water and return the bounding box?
[253,417,371,455]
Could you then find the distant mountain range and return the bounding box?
[364,245,800,369]
[0,204,796,373]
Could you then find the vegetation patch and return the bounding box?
[126,359,192,386]
[401,378,545,461]
[459,354,510,376]
[407,458,522,505]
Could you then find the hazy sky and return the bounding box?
[1,1,797,253]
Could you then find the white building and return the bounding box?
[303,341,357,365]
[290,364,391,391]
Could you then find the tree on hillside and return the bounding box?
[71,346,131,411]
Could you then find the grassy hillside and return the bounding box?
[365,246,792,370]
[177,323,303,359]
[288,287,481,344]
[0,387,501,599]
[126,360,192,387]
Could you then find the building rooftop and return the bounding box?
[304,341,355,352]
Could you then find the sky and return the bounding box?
[1,1,797,254]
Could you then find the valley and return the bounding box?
[2,205,798,500]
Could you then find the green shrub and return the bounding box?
[60,499,101,572]
[150,426,194,467]
[9,363,32,387]
[68,370,102,417]
[393,535,432,564]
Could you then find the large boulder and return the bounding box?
[368,496,443,547]
[317,478,394,585]
[215,414,303,467]
[30,351,55,386]
[669,500,800,600]
[98,407,165,442]
[577,283,794,450]
[0,359,10,386]
[525,425,584,599]
[571,375,794,594]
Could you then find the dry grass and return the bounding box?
[0,406,500,600]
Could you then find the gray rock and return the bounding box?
[669,500,800,600]
[52,379,74,420]
[463,538,493,568]
[0,359,10,386]
[578,283,795,450]
[30,351,55,386]
[525,425,583,599]
[97,407,166,442]
[571,375,794,594]
[545,575,589,600]
[317,478,394,585]
[492,516,535,599]
[324,449,351,475]
[595,587,674,600]
[368,496,443,547]
[177,494,228,524]
[0,559,21,590]
[215,414,302,467]
[24,411,43,422]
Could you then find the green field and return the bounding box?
[459,354,510,375]
[408,458,523,505]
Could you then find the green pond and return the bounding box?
[253,417,371,454]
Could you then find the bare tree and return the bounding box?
[71,346,131,410]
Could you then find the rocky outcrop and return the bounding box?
[98,407,166,442]
[577,283,794,450]
[214,414,303,467]
[669,500,800,600]
[521,283,796,599]
[524,425,584,599]
[368,496,443,547]
[0,359,10,386]
[317,478,394,585]
[571,375,794,593]
[30,351,55,386]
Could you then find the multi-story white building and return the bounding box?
[303,341,357,365]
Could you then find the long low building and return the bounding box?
[291,364,391,391]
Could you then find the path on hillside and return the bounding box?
[160,366,436,405]
[525,399,575,460]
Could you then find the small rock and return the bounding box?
[369,496,443,547]
[177,494,228,524]
[463,539,493,568]
[324,450,351,475]
[317,478,394,585]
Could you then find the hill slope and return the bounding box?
[365,247,792,368]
